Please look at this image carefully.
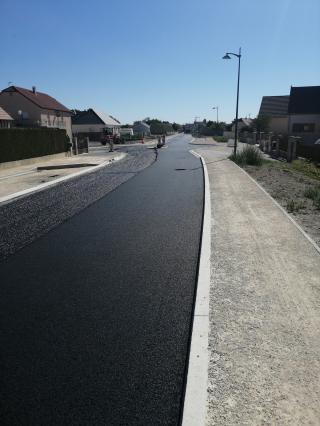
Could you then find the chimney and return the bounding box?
[32,86,36,94]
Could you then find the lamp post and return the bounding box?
[223,47,241,155]
[212,106,219,124]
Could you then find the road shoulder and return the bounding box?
[196,145,320,425]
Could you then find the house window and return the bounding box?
[292,123,315,133]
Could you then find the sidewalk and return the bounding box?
[0,144,127,201]
[194,141,320,425]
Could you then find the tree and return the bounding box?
[172,122,181,131]
[252,115,270,132]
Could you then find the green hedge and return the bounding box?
[0,128,69,163]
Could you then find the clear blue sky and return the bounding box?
[1,0,319,124]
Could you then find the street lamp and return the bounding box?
[212,106,219,124]
[223,47,241,155]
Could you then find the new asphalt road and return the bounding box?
[0,134,204,425]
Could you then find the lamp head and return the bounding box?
[222,53,231,59]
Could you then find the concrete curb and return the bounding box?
[236,162,320,256]
[0,153,126,205]
[181,150,211,426]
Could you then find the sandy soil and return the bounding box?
[243,162,320,247]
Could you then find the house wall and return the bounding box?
[0,91,72,140]
[269,116,288,134]
[40,111,72,140]
[72,124,120,135]
[133,123,151,135]
[0,120,12,128]
[289,114,320,144]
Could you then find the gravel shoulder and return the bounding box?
[195,146,320,425]
[0,146,156,261]
[243,161,320,246]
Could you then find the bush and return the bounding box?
[213,136,227,143]
[0,128,68,163]
[229,145,263,166]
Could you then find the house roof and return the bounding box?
[241,118,253,127]
[71,108,121,127]
[133,121,150,129]
[233,118,253,127]
[94,110,121,126]
[259,95,289,117]
[0,106,14,121]
[288,86,320,114]
[1,86,71,113]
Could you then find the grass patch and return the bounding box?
[304,185,320,209]
[213,136,227,143]
[286,199,306,213]
[291,159,320,181]
[229,145,263,166]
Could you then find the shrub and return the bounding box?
[229,145,263,166]
[213,136,227,143]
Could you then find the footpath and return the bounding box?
[0,137,169,203]
[192,138,320,425]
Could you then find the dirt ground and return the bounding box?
[243,161,320,247]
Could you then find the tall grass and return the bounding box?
[229,145,263,166]
[292,160,320,181]
[304,185,320,209]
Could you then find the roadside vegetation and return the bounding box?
[213,136,227,143]
[304,185,320,209]
[235,148,320,245]
[229,145,263,166]
[291,159,320,180]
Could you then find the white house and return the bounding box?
[133,121,151,136]
[72,108,121,138]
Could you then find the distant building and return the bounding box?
[0,85,72,139]
[288,86,320,144]
[119,127,134,136]
[133,121,151,136]
[0,106,14,128]
[72,108,121,139]
[258,95,289,134]
[232,118,253,133]
[183,123,194,133]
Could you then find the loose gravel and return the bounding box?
[0,146,156,261]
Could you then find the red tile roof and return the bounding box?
[1,86,71,113]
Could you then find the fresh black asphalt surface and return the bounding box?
[0,145,156,260]
[0,134,204,425]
